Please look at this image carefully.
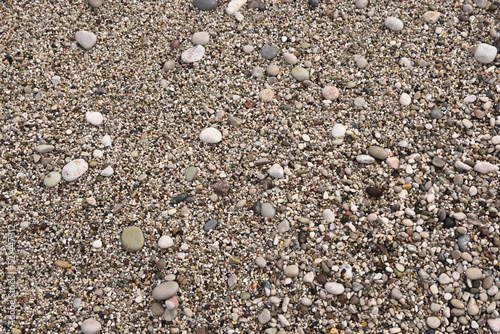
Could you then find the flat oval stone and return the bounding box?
[75,30,97,50]
[81,318,101,334]
[465,268,482,280]
[204,219,218,231]
[488,318,500,332]
[35,145,55,153]
[475,43,497,64]
[55,260,71,268]
[284,265,299,277]
[151,302,165,316]
[226,0,246,14]
[356,155,375,164]
[384,17,404,31]
[158,236,174,249]
[193,0,218,10]
[325,282,344,294]
[283,52,297,65]
[121,226,144,252]
[268,164,284,178]
[423,11,440,23]
[185,166,198,181]
[426,316,440,329]
[62,159,88,182]
[152,281,179,300]
[192,32,210,45]
[331,124,346,138]
[261,46,277,59]
[291,66,309,81]
[474,161,499,173]
[73,297,82,309]
[322,85,340,100]
[181,45,205,63]
[199,127,222,143]
[44,171,61,187]
[88,0,104,8]
[368,146,388,160]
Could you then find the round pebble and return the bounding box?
[120,226,145,252]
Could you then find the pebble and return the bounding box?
[355,0,368,9]
[368,146,388,160]
[86,112,104,126]
[152,281,179,300]
[423,11,440,23]
[426,317,441,329]
[62,159,88,182]
[353,97,365,107]
[243,45,254,54]
[399,93,411,106]
[386,157,399,169]
[391,287,403,299]
[384,17,404,31]
[185,167,197,181]
[266,64,280,76]
[474,161,498,173]
[199,127,222,143]
[284,265,299,278]
[88,0,104,8]
[255,256,267,268]
[258,309,271,324]
[165,296,179,310]
[120,226,144,252]
[203,219,218,231]
[181,45,205,63]
[475,43,498,64]
[430,109,444,119]
[322,86,340,100]
[158,236,174,249]
[322,209,335,222]
[75,30,97,50]
[438,273,451,284]
[465,268,482,280]
[325,282,344,294]
[261,46,277,60]
[259,89,274,102]
[277,220,290,233]
[283,52,298,65]
[291,66,309,81]
[73,297,82,309]
[151,303,164,316]
[356,155,375,164]
[356,56,368,69]
[35,145,54,153]
[366,186,383,198]
[92,240,102,249]
[81,319,101,334]
[261,203,275,218]
[488,318,500,332]
[193,0,218,10]
[44,171,61,187]
[268,164,284,178]
[331,124,346,138]
[226,0,246,15]
[101,134,112,146]
[100,166,113,177]
[192,32,210,45]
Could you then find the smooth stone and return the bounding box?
[261,46,277,60]
[439,273,451,284]
[35,145,54,153]
[181,45,205,63]
[391,287,403,299]
[261,203,275,218]
[100,166,113,177]
[301,297,312,306]
[163,308,177,321]
[259,89,274,102]
[75,30,97,50]
[255,256,267,268]
[158,236,174,249]
[291,66,309,81]
[430,109,444,119]
[323,209,335,222]
[88,0,104,8]
[86,112,104,126]
[400,93,411,106]
[163,60,175,71]
[426,317,440,329]
[353,97,365,107]
[384,17,404,31]
[368,146,388,160]
[258,309,271,324]
[492,136,500,145]
[283,52,298,65]
[55,260,71,268]
[199,127,222,143]
[366,186,383,198]
[151,303,165,316]
[356,56,367,69]
[165,296,179,310]
[432,156,446,168]
[192,32,210,45]
[284,265,299,278]
[423,11,440,23]
[356,155,375,164]
[475,43,497,64]
[322,85,340,100]
[465,268,482,280]
[268,164,284,178]
[204,219,218,231]
[243,45,254,54]
[185,167,197,181]
[266,64,280,76]
[331,124,346,138]
[193,0,218,10]
[44,171,61,187]
[474,161,498,173]
[457,234,470,251]
[325,282,344,294]
[62,159,88,182]
[386,157,399,169]
[355,0,368,8]
[121,226,144,252]
[226,0,246,14]
[488,318,500,332]
[92,240,102,249]
[252,67,264,78]
[81,319,101,334]
[73,298,82,309]
[152,281,179,301]
[277,220,290,233]
[474,0,488,8]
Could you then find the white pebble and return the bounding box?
[400,93,411,106]
[158,235,174,249]
[86,112,104,126]
[331,124,346,138]
[199,127,222,143]
[384,17,404,31]
[100,166,113,177]
[101,134,112,146]
[62,159,88,182]
[92,240,103,249]
[325,282,344,294]
[475,43,498,64]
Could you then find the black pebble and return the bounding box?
[443,215,455,228]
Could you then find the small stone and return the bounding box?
[256,256,267,268]
[92,240,102,249]
[423,11,440,23]
[158,236,174,249]
[258,309,271,324]
[430,109,444,119]
[284,265,299,278]
[488,318,500,332]
[467,298,479,315]
[101,134,112,146]
[193,0,218,11]
[353,97,365,107]
[81,319,101,334]
[261,203,275,218]
[366,186,383,198]
[121,226,144,252]
[325,282,344,294]
[185,167,197,181]
[243,45,254,54]
[151,303,165,316]
[391,287,403,300]
[163,308,177,321]
[200,127,222,143]
[266,64,280,76]
[356,155,375,164]
[283,52,298,65]
[474,161,498,173]
[75,30,97,50]
[426,317,441,329]
[386,157,399,169]
[277,220,290,233]
[432,156,446,169]
[322,85,340,100]
[261,46,277,60]
[100,166,113,177]
[259,89,274,102]
[475,43,498,64]
[399,93,411,106]
[355,0,368,9]
[439,273,451,284]
[368,146,388,160]
[226,0,246,14]
[62,159,88,182]
[465,268,482,280]
[203,219,218,231]
[291,66,309,81]
[86,112,104,126]
[165,296,179,310]
[214,179,230,195]
[474,0,488,8]
[268,164,284,178]
[384,17,404,31]
[44,172,61,188]
[182,45,205,63]
[152,281,179,301]
[356,56,368,69]
[55,260,71,269]
[35,145,55,153]
[331,124,346,138]
[73,298,82,309]
[192,32,210,45]
[88,0,104,8]
[492,136,500,145]
[323,209,335,222]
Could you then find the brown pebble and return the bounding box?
[170,39,180,49]
[366,186,384,198]
[315,273,327,284]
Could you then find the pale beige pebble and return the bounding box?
[492,136,500,145]
[81,318,101,334]
[284,265,299,277]
[259,89,274,102]
[62,159,88,182]
[283,52,298,65]
[426,317,440,329]
[75,30,97,50]
[325,282,344,294]
[152,281,179,300]
[322,85,340,100]
[266,64,280,76]
[467,298,479,315]
[331,124,346,138]
[191,31,210,45]
[163,60,175,71]
[488,318,500,332]
[474,161,499,173]
[86,111,104,126]
[399,93,411,106]
[423,11,441,23]
[355,56,368,69]
[466,268,482,280]
[384,17,404,31]
[386,157,399,169]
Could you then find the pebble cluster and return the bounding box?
[1,0,500,333]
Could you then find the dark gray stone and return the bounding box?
[193,0,217,11]
[204,219,218,231]
[261,46,277,60]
